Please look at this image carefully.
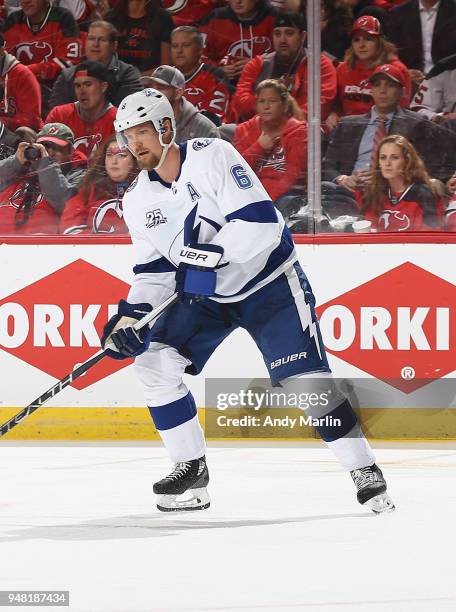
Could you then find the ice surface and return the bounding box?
[0,443,455,612]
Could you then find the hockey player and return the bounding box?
[100,88,395,514]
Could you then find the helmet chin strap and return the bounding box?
[154,131,171,170]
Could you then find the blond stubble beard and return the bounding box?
[136,151,160,171]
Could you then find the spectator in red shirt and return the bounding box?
[232,12,336,122]
[0,32,42,131]
[161,0,217,27]
[355,134,443,231]
[233,78,307,204]
[61,135,138,234]
[3,0,81,85]
[46,60,117,159]
[327,16,410,130]
[170,25,233,125]
[198,0,277,83]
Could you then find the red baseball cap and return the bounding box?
[368,63,406,87]
[350,15,382,37]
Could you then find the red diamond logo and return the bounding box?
[0,259,131,390]
[316,262,455,392]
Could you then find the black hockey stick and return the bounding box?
[0,292,179,437]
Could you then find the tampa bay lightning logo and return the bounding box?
[192,138,211,151]
[126,176,139,192]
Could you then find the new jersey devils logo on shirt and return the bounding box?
[378,210,411,231]
[8,186,43,209]
[73,134,103,155]
[227,37,271,58]
[14,41,53,63]
[161,0,188,13]
[185,87,205,100]
[92,198,127,234]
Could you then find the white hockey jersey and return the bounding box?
[123,138,296,306]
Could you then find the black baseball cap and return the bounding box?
[73,60,110,83]
[274,12,306,31]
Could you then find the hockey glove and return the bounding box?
[100,299,153,360]
[175,242,224,303]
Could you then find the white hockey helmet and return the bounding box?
[114,88,176,152]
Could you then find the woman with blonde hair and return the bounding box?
[326,15,410,129]
[232,79,307,203]
[355,134,444,231]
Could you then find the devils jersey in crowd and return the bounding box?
[198,1,276,66]
[46,102,117,158]
[184,63,233,120]
[161,0,217,26]
[0,153,85,235]
[355,183,443,231]
[445,196,456,231]
[61,184,129,235]
[4,5,81,83]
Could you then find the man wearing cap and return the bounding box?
[170,26,233,125]
[145,64,219,141]
[0,122,87,234]
[46,60,117,158]
[232,12,336,122]
[49,21,142,110]
[323,62,455,188]
[0,32,43,132]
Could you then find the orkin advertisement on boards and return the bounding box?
[0,240,456,410]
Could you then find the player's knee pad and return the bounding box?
[134,342,191,406]
[281,372,358,442]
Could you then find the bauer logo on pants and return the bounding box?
[0,259,131,390]
[316,262,456,393]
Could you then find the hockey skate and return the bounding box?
[153,456,210,512]
[350,464,395,514]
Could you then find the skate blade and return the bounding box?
[156,487,211,513]
[364,492,396,514]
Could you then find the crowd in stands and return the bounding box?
[0,0,456,235]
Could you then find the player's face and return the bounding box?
[123,123,162,170]
[229,0,259,19]
[171,32,201,73]
[273,27,305,60]
[351,33,379,63]
[105,143,135,182]
[74,76,108,111]
[86,26,117,65]
[20,0,48,19]
[378,143,406,182]
[371,77,402,113]
[257,87,286,124]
